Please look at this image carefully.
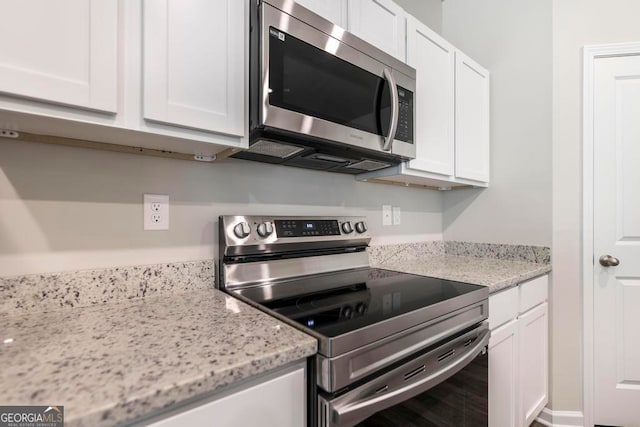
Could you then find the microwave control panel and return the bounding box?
[395,87,414,144]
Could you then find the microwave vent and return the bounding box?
[247,140,305,158]
[347,160,390,171]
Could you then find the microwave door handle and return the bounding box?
[382,68,399,152]
[326,328,490,427]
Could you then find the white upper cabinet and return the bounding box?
[356,19,490,190]
[455,51,490,183]
[347,0,406,61]
[0,0,118,113]
[143,0,245,136]
[295,0,348,28]
[405,16,455,176]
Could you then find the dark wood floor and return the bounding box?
[530,421,545,427]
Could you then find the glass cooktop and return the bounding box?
[262,268,485,338]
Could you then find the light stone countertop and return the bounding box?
[0,288,316,427]
[375,255,551,293]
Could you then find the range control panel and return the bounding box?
[220,215,370,245]
[275,219,341,237]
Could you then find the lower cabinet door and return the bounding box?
[149,364,306,427]
[519,302,549,426]
[489,319,519,427]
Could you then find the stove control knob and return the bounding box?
[341,306,353,319]
[341,221,353,234]
[233,222,251,239]
[355,221,368,234]
[257,221,274,238]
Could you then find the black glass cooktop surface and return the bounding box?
[262,268,485,338]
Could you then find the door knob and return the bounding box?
[599,255,620,267]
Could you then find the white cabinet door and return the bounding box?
[489,319,519,427]
[150,365,306,427]
[0,0,117,113]
[518,302,548,427]
[455,51,490,183]
[405,16,455,176]
[295,0,348,28]
[347,0,406,61]
[143,0,245,136]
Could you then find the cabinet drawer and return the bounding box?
[518,275,548,314]
[489,287,518,330]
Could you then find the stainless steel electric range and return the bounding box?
[218,215,490,427]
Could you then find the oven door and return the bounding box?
[317,324,489,427]
[259,1,415,159]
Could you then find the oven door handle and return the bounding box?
[325,326,490,427]
[382,68,399,152]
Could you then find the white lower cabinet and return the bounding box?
[146,363,306,427]
[488,275,548,427]
[489,319,519,427]
[519,302,548,426]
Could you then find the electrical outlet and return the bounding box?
[144,194,169,230]
[382,205,392,226]
[392,206,401,225]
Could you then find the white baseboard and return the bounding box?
[536,407,584,427]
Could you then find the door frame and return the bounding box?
[582,41,640,427]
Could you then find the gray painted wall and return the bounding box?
[552,0,640,412]
[0,0,448,278]
[441,0,552,247]
[0,140,443,276]
[395,0,442,33]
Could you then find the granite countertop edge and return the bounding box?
[374,255,552,294]
[2,252,550,426]
[0,289,317,427]
[80,340,317,427]
[482,265,552,293]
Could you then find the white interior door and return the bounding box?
[593,52,640,426]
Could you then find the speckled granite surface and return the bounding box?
[368,241,550,266]
[367,241,444,265]
[0,260,214,315]
[444,241,550,264]
[374,255,550,293]
[0,288,316,427]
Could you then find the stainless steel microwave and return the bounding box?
[234,0,416,174]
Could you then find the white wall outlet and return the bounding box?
[382,205,392,226]
[392,206,401,225]
[144,194,169,230]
